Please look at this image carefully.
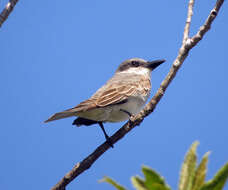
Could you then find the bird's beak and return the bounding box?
[145,59,166,70]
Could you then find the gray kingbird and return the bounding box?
[45,58,165,147]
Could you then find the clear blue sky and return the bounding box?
[1,1,227,189]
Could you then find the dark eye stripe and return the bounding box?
[132,61,139,67]
[116,59,144,72]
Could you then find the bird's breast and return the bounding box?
[106,95,149,122]
[106,77,151,122]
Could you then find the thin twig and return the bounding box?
[51,0,224,189]
[183,0,195,44]
[190,0,224,48]
[0,0,19,28]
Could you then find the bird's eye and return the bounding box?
[131,61,139,67]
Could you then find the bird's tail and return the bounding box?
[44,110,75,123]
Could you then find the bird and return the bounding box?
[44,58,165,147]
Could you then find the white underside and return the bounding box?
[76,95,149,122]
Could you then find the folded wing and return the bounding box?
[45,76,139,123]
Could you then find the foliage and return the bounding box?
[100,176,127,190]
[100,141,228,190]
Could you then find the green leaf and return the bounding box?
[141,165,170,190]
[178,141,199,190]
[148,184,171,190]
[131,176,148,190]
[200,162,228,190]
[100,176,127,190]
[192,152,210,190]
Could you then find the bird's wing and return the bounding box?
[94,73,151,107]
[68,99,97,112]
[95,83,137,107]
[67,81,138,113]
[70,72,150,111]
[44,74,146,123]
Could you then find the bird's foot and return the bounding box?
[129,115,135,123]
[99,122,114,148]
[120,109,134,118]
[105,136,114,148]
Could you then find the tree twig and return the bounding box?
[0,0,19,28]
[51,0,224,189]
[183,0,195,44]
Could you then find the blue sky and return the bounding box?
[0,0,227,189]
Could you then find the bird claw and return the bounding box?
[129,114,135,124]
[106,137,114,148]
[130,115,135,121]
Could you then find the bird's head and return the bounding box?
[116,58,165,75]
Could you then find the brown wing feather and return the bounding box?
[68,83,137,112]
[45,74,151,123]
[67,73,146,112]
[96,84,137,107]
[66,99,97,112]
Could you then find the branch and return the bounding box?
[51,0,224,189]
[0,0,19,28]
[183,0,195,44]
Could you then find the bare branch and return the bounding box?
[51,0,225,189]
[183,0,195,44]
[190,0,224,48]
[0,0,19,28]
